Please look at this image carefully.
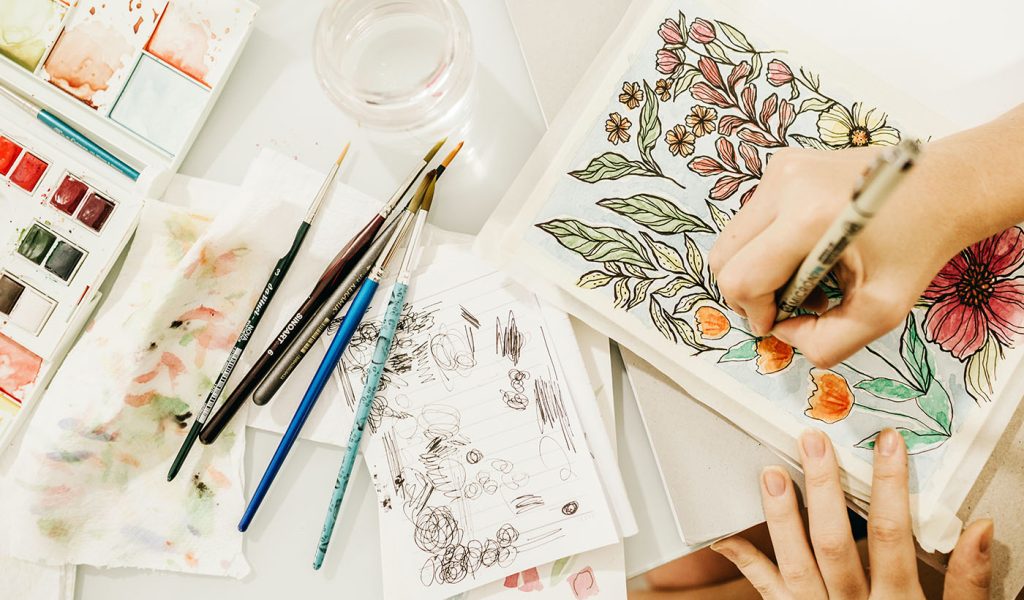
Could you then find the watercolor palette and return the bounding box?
[0,1,257,449]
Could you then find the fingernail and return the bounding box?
[801,429,826,459]
[710,541,734,560]
[878,428,901,457]
[762,467,787,497]
[978,520,994,555]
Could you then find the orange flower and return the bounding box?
[695,306,730,339]
[805,369,855,423]
[755,336,793,374]
[605,112,631,144]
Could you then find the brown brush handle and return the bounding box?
[199,215,385,445]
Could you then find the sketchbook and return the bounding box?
[476,0,1024,552]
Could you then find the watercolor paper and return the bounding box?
[0,332,42,401]
[0,0,67,72]
[326,243,618,600]
[43,0,166,110]
[110,53,209,154]
[146,0,258,88]
[0,181,307,577]
[476,0,1015,551]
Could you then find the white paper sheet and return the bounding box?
[321,243,619,600]
[0,557,75,600]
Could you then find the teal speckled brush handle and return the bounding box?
[314,280,409,569]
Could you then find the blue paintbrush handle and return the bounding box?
[313,281,409,569]
[37,110,140,180]
[238,277,380,532]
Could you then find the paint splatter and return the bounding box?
[568,567,599,599]
[146,1,211,85]
[43,20,133,106]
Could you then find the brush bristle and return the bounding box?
[408,170,436,213]
[441,141,464,168]
[421,177,438,212]
[423,137,448,163]
[336,143,351,165]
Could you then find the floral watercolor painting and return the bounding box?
[522,8,1024,492]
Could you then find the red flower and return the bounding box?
[923,227,1024,359]
[656,49,682,74]
[689,18,716,43]
[658,19,684,44]
[766,59,794,86]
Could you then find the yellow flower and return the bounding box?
[655,79,671,101]
[618,81,644,110]
[606,112,631,145]
[817,102,900,148]
[685,105,718,137]
[664,125,695,157]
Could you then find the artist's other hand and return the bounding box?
[711,429,994,599]
[709,105,1024,368]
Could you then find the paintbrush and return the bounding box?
[251,142,465,406]
[238,171,436,532]
[165,145,350,481]
[313,155,453,569]
[199,138,446,445]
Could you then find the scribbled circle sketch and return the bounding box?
[466,449,483,464]
[502,390,529,410]
[501,471,529,490]
[484,480,499,495]
[507,369,529,392]
[476,471,491,484]
[418,403,461,437]
[491,459,513,474]
[561,501,580,515]
[539,434,574,481]
[464,482,482,499]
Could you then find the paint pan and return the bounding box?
[0,135,23,175]
[0,273,56,335]
[0,0,67,72]
[77,192,116,231]
[0,331,43,401]
[146,0,253,88]
[9,152,48,192]
[17,223,86,283]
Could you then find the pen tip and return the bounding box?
[423,137,447,162]
[336,143,351,165]
[440,141,464,168]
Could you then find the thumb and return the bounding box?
[771,293,895,369]
[943,519,993,600]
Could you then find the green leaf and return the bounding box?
[677,11,688,45]
[798,97,833,114]
[683,235,705,280]
[706,200,731,232]
[704,40,731,64]
[655,276,695,298]
[577,270,613,289]
[917,380,953,435]
[672,67,702,99]
[612,277,630,308]
[649,297,678,343]
[854,377,919,401]
[715,20,755,52]
[965,335,1001,402]
[789,134,830,150]
[627,277,655,310]
[569,152,653,183]
[598,194,713,235]
[747,52,762,85]
[674,292,708,313]
[649,298,711,352]
[536,219,653,269]
[640,231,687,273]
[718,338,757,362]
[855,428,949,455]
[899,313,933,392]
[637,82,662,172]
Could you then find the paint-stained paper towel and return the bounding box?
[0,179,304,577]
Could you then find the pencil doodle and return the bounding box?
[415,508,521,587]
[561,501,579,516]
[512,494,545,514]
[539,435,574,482]
[466,449,483,464]
[535,378,576,452]
[501,369,531,410]
[496,311,526,365]
[491,459,513,474]
[460,305,481,329]
[429,325,477,389]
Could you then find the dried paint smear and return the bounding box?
[0,0,67,71]
[0,332,43,401]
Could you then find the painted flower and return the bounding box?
[685,105,718,137]
[805,369,854,423]
[605,112,631,144]
[656,49,682,74]
[816,102,900,148]
[655,78,671,101]
[755,336,793,374]
[695,306,731,339]
[664,125,696,157]
[766,59,794,86]
[689,18,716,43]
[922,226,1024,359]
[618,81,644,110]
[658,19,684,44]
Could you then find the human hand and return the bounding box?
[710,429,993,599]
[708,146,971,368]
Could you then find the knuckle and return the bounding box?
[812,531,851,562]
[802,346,838,370]
[868,516,906,544]
[708,244,725,274]
[778,561,816,585]
[752,581,777,597]
[873,462,906,484]
[804,467,835,490]
[716,269,752,303]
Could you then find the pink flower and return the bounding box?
[658,19,684,44]
[656,49,682,74]
[923,227,1024,359]
[766,59,794,86]
[689,18,716,43]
